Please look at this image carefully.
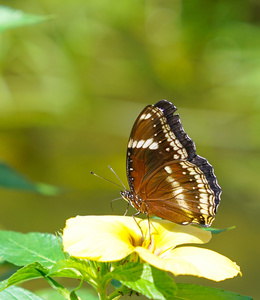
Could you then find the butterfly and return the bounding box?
[120,100,221,227]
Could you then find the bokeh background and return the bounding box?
[0,0,259,299]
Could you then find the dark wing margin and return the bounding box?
[154,100,196,160]
[154,99,221,212]
[190,155,221,211]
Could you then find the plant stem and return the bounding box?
[98,290,108,300]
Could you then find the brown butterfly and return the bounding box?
[121,100,221,227]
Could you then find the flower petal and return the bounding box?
[63,215,142,261]
[139,219,211,254]
[136,246,241,281]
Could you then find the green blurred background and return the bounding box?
[0,0,259,299]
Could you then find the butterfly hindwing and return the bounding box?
[140,160,217,226]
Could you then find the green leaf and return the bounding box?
[0,230,65,267]
[47,258,88,280]
[36,288,99,300]
[0,263,77,300]
[202,226,236,234]
[0,286,44,300]
[0,5,51,32]
[172,283,253,300]
[0,162,60,195]
[111,263,177,300]
[47,258,100,292]
[33,182,61,196]
[37,270,78,300]
[111,278,122,289]
[0,262,48,290]
[0,280,8,291]
[48,260,87,279]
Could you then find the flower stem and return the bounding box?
[98,291,108,300]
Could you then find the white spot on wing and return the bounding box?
[149,142,159,150]
[171,181,180,188]
[140,112,152,120]
[128,138,133,148]
[144,113,151,119]
[142,138,154,148]
[164,166,172,174]
[136,140,144,148]
[172,186,184,197]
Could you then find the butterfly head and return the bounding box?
[120,190,148,214]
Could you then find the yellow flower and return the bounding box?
[63,215,241,282]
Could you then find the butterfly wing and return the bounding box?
[126,100,221,226]
[140,158,218,226]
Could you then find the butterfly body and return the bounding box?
[121,100,221,227]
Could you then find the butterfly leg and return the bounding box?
[146,213,152,243]
[132,211,144,242]
[124,201,130,216]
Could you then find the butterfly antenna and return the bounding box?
[108,165,127,190]
[90,171,124,189]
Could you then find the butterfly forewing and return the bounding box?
[125,100,221,227]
